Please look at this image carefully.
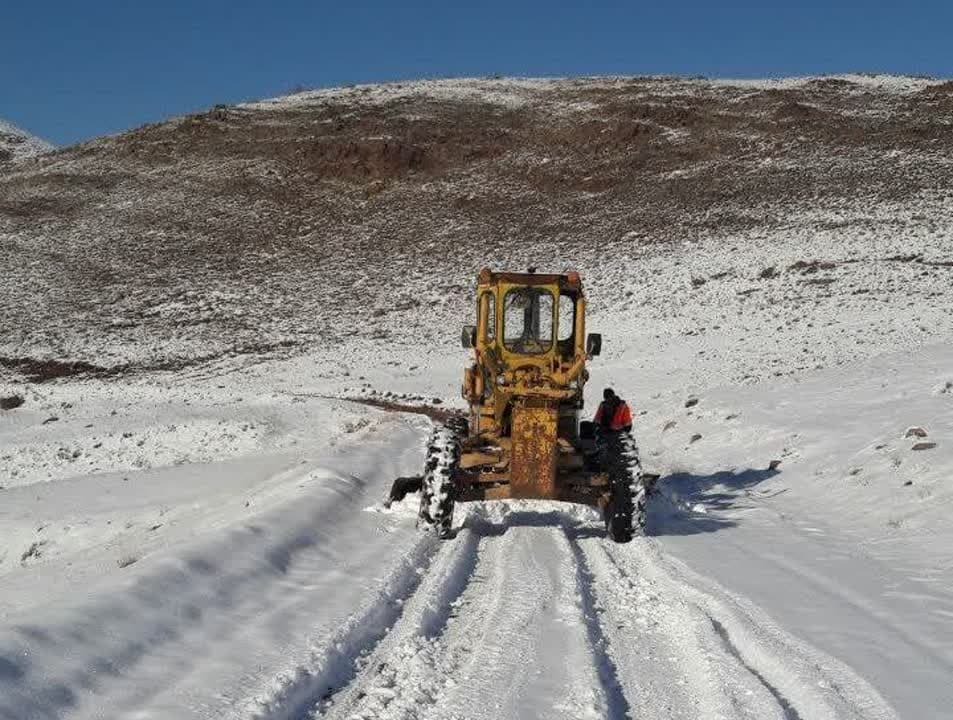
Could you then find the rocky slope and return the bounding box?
[2,75,953,385]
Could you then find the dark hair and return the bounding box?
[603,388,615,400]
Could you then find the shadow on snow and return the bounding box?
[649,466,781,536]
[458,466,781,540]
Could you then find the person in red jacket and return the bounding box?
[594,388,633,433]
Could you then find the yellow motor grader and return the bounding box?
[389,268,652,542]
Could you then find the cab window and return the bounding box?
[503,287,554,354]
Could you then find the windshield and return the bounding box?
[503,287,554,354]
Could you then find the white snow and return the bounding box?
[4,74,953,719]
[2,326,951,719]
[242,77,553,112]
[0,118,53,162]
[244,73,947,114]
[709,73,944,94]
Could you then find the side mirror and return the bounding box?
[586,332,602,356]
[461,325,477,349]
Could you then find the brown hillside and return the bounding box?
[2,76,953,380]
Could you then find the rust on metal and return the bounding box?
[387,268,656,517]
[459,450,504,469]
[477,269,584,293]
[509,401,559,499]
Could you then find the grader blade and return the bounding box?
[510,402,559,499]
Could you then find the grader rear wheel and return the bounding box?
[602,431,646,543]
[417,418,466,538]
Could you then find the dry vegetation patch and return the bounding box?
[2,76,953,378]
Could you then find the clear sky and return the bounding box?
[3,1,952,146]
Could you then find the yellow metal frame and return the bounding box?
[458,269,602,506]
[476,279,587,366]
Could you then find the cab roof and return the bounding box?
[477,268,584,292]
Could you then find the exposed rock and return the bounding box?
[911,442,937,451]
[662,420,677,432]
[905,426,928,438]
[20,540,48,564]
[0,357,118,383]
[788,259,838,274]
[768,459,782,471]
[684,397,699,408]
[689,433,703,444]
[0,394,24,410]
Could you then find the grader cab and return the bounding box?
[389,268,651,542]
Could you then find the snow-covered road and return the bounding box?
[279,499,900,720]
[3,348,952,719]
[0,425,912,720]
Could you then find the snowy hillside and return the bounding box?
[2,74,953,381]
[1,75,953,719]
[0,118,53,163]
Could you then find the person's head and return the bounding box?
[603,388,616,401]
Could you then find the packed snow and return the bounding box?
[2,321,952,719]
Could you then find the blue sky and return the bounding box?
[3,1,952,146]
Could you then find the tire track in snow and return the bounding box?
[426,515,612,720]
[310,504,822,720]
[593,538,899,720]
[264,499,897,720]
[251,532,442,720]
[563,529,633,720]
[708,618,803,720]
[314,526,483,719]
[579,537,781,719]
[312,508,615,720]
